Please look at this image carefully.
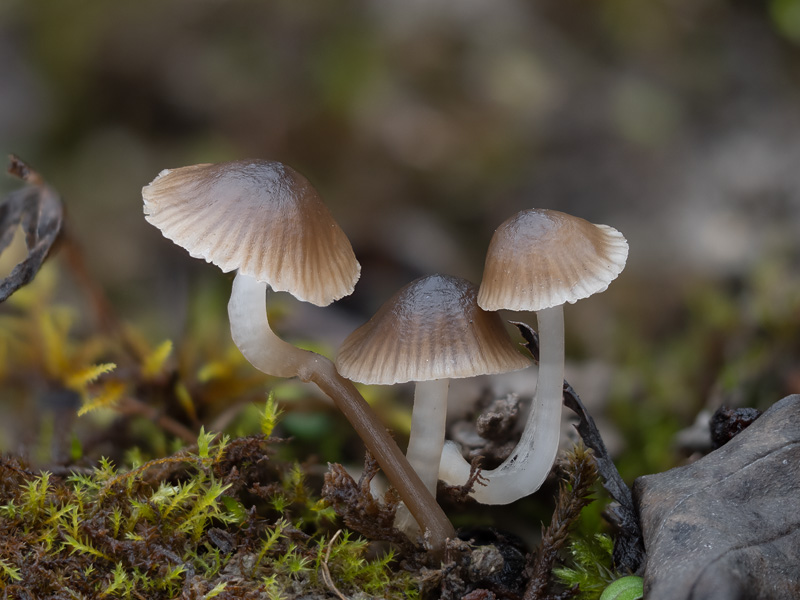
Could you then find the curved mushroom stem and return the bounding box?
[228,271,455,551]
[228,271,312,378]
[438,305,565,505]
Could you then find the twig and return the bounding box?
[8,154,43,185]
[117,396,197,444]
[59,229,126,339]
[320,529,349,600]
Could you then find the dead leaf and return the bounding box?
[0,155,64,303]
[635,394,800,599]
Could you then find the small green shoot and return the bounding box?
[553,534,618,599]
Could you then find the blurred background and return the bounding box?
[1,0,800,489]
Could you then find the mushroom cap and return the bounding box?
[142,160,360,307]
[477,209,628,312]
[336,274,531,385]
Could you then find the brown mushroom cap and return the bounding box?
[336,274,531,385]
[142,160,360,306]
[477,209,628,312]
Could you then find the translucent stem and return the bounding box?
[394,379,450,534]
[438,305,565,505]
[228,271,310,378]
[407,379,450,495]
[227,271,454,551]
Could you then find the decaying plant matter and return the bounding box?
[0,155,63,303]
[321,452,416,554]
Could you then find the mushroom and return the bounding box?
[142,159,454,549]
[336,274,531,500]
[438,209,628,504]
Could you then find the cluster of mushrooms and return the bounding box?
[142,159,628,555]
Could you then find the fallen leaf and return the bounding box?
[0,155,64,303]
[635,394,800,599]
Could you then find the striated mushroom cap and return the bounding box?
[336,274,531,385]
[478,209,628,312]
[142,160,360,306]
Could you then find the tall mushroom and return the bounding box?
[336,274,531,500]
[438,209,628,505]
[143,159,454,549]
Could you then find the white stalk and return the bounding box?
[395,378,450,533]
[407,379,450,495]
[227,271,311,378]
[438,305,565,504]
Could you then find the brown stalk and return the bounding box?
[305,355,455,557]
[117,396,197,445]
[320,530,350,600]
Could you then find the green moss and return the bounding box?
[0,426,420,599]
[552,534,617,599]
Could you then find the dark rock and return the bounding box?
[634,395,800,599]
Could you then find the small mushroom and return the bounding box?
[336,274,531,498]
[144,160,358,377]
[143,159,454,549]
[438,209,628,504]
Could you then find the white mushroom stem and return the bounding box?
[438,305,565,505]
[228,271,312,378]
[394,378,450,534]
[406,379,450,495]
[227,271,455,551]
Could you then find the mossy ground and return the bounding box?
[0,426,421,599]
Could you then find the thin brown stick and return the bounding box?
[58,229,126,339]
[117,396,196,444]
[320,530,349,600]
[303,355,455,557]
[8,154,43,185]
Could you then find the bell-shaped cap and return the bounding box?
[143,160,360,306]
[478,209,628,312]
[336,274,531,385]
